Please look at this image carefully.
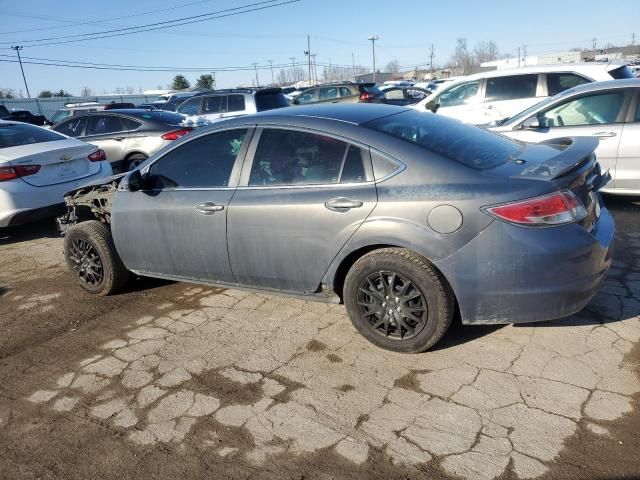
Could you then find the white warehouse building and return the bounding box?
[481,51,582,70]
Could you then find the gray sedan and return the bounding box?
[492,79,640,195]
[57,105,614,353]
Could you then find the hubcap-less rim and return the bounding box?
[128,158,145,171]
[68,238,103,286]
[357,271,428,341]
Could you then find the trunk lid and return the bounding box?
[3,139,100,187]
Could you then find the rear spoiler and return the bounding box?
[517,136,600,180]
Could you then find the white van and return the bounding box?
[412,63,635,124]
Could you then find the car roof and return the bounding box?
[456,62,628,82]
[235,104,408,126]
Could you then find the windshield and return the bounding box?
[255,92,289,111]
[609,65,635,79]
[0,123,65,148]
[364,110,522,170]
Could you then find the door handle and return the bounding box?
[592,131,617,138]
[324,197,363,211]
[195,202,225,215]
[113,136,125,141]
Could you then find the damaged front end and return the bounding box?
[56,174,126,235]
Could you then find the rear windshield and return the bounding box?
[255,92,290,112]
[361,84,382,95]
[136,111,185,124]
[364,110,522,170]
[609,65,635,79]
[0,123,65,148]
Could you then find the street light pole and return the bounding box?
[11,46,30,98]
[367,35,379,83]
[268,60,274,85]
[252,63,259,87]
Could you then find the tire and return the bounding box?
[125,154,148,172]
[64,220,129,296]
[343,248,454,353]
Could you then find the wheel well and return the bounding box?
[332,245,458,308]
[124,151,148,161]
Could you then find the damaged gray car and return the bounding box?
[58,104,614,353]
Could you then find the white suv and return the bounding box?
[413,63,635,124]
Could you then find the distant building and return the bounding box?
[354,72,395,84]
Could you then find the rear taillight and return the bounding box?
[0,165,41,182]
[484,190,587,226]
[161,128,192,141]
[359,92,374,102]
[88,149,106,162]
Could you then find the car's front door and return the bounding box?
[227,127,377,293]
[507,89,630,185]
[614,91,640,191]
[82,115,128,166]
[111,128,253,283]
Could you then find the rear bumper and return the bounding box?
[436,203,615,325]
[0,162,112,228]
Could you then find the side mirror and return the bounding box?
[522,116,541,129]
[125,169,144,192]
[426,100,440,113]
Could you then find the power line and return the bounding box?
[0,0,300,47]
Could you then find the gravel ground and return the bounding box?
[0,196,639,480]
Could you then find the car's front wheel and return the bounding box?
[343,248,454,353]
[126,154,148,172]
[64,220,129,295]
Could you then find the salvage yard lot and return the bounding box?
[1,198,640,480]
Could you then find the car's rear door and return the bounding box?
[226,127,377,293]
[482,74,542,124]
[111,128,253,282]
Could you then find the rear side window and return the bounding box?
[88,116,124,135]
[54,117,88,137]
[609,66,635,79]
[0,123,65,148]
[204,96,225,114]
[340,146,367,183]
[339,87,353,97]
[546,73,591,96]
[122,118,142,130]
[228,94,246,112]
[319,87,338,101]
[364,109,522,170]
[255,92,290,111]
[485,74,538,101]
[148,129,247,189]
[249,129,350,186]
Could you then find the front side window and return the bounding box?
[51,110,70,124]
[539,91,626,127]
[438,81,480,108]
[54,117,88,137]
[485,74,538,101]
[295,90,317,104]
[148,129,248,189]
[385,89,405,100]
[249,129,360,186]
[177,97,201,116]
[88,116,124,135]
[546,73,590,96]
[319,87,338,101]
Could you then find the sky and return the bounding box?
[0,0,638,96]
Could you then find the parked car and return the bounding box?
[0,120,112,227]
[414,63,636,124]
[104,102,136,110]
[176,87,289,123]
[382,80,414,88]
[51,109,192,172]
[292,82,384,106]
[0,109,48,126]
[491,78,640,195]
[381,86,430,106]
[152,92,198,111]
[50,102,106,125]
[57,104,612,353]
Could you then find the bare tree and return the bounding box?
[0,88,16,99]
[126,86,134,95]
[81,86,92,97]
[450,38,474,74]
[473,41,499,64]
[385,60,401,74]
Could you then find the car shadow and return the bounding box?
[119,275,175,295]
[0,218,61,245]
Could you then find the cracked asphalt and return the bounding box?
[1,197,639,480]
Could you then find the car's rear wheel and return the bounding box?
[64,220,129,296]
[343,248,454,353]
[126,154,148,172]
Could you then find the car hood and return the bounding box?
[64,172,127,197]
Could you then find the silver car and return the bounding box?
[57,105,613,353]
[492,79,640,195]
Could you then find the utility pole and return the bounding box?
[289,57,296,84]
[517,46,521,67]
[311,54,318,84]
[268,60,274,85]
[428,44,435,75]
[368,35,379,83]
[11,46,30,98]
[632,32,636,48]
[352,52,356,80]
[522,45,527,66]
[306,34,312,85]
[252,63,259,87]
[592,37,597,53]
